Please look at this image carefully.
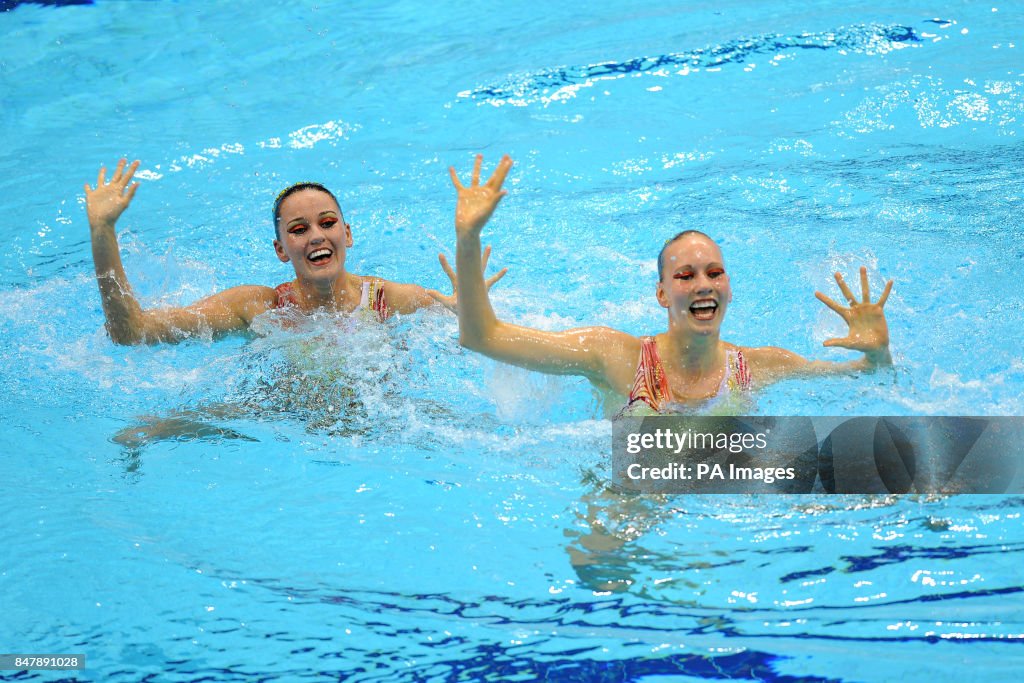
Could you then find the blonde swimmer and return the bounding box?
[448,154,894,415]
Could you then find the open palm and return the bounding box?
[449,154,513,236]
[815,266,893,355]
[84,158,140,228]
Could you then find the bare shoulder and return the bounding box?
[374,278,416,298]
[562,325,635,343]
[366,277,433,314]
[738,345,811,385]
[548,325,639,357]
[738,345,805,369]
[212,284,278,305]
[137,284,278,342]
[195,284,278,323]
[579,327,642,393]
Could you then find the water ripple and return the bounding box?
[460,23,921,107]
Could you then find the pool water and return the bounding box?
[2,1,1023,681]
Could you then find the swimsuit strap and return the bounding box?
[359,280,371,309]
[628,337,671,412]
[724,349,752,392]
[274,282,297,308]
[628,341,753,412]
[367,279,392,322]
[274,280,390,322]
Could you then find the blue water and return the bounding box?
[1,1,1023,681]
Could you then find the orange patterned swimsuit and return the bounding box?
[627,337,751,412]
[273,279,392,322]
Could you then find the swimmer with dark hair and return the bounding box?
[447,154,895,414]
[85,159,506,345]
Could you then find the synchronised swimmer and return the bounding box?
[84,153,895,417]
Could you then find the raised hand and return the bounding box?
[84,158,140,229]
[449,154,513,236]
[429,245,508,313]
[815,266,894,362]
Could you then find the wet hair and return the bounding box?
[272,182,341,238]
[656,229,716,279]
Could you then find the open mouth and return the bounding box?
[308,248,333,265]
[689,299,718,321]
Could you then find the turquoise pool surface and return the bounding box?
[1,1,1023,680]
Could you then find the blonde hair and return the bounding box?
[656,230,715,278]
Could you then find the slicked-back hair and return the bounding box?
[656,230,715,279]
[272,182,341,238]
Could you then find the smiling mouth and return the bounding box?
[308,248,333,264]
[689,300,718,321]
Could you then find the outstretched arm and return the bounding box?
[451,154,512,345]
[86,159,146,343]
[450,154,629,383]
[85,159,274,344]
[747,266,894,383]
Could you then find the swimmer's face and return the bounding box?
[273,189,353,282]
[656,234,732,335]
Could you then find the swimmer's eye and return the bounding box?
[708,268,725,278]
[674,271,694,280]
[287,223,309,235]
[320,218,338,229]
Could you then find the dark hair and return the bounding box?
[272,182,341,238]
[656,229,715,279]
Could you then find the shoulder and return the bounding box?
[736,345,809,382]
[231,284,280,305]
[368,278,433,314]
[200,285,278,319]
[149,284,276,338]
[567,326,639,350]
[372,277,407,297]
[579,327,643,391]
